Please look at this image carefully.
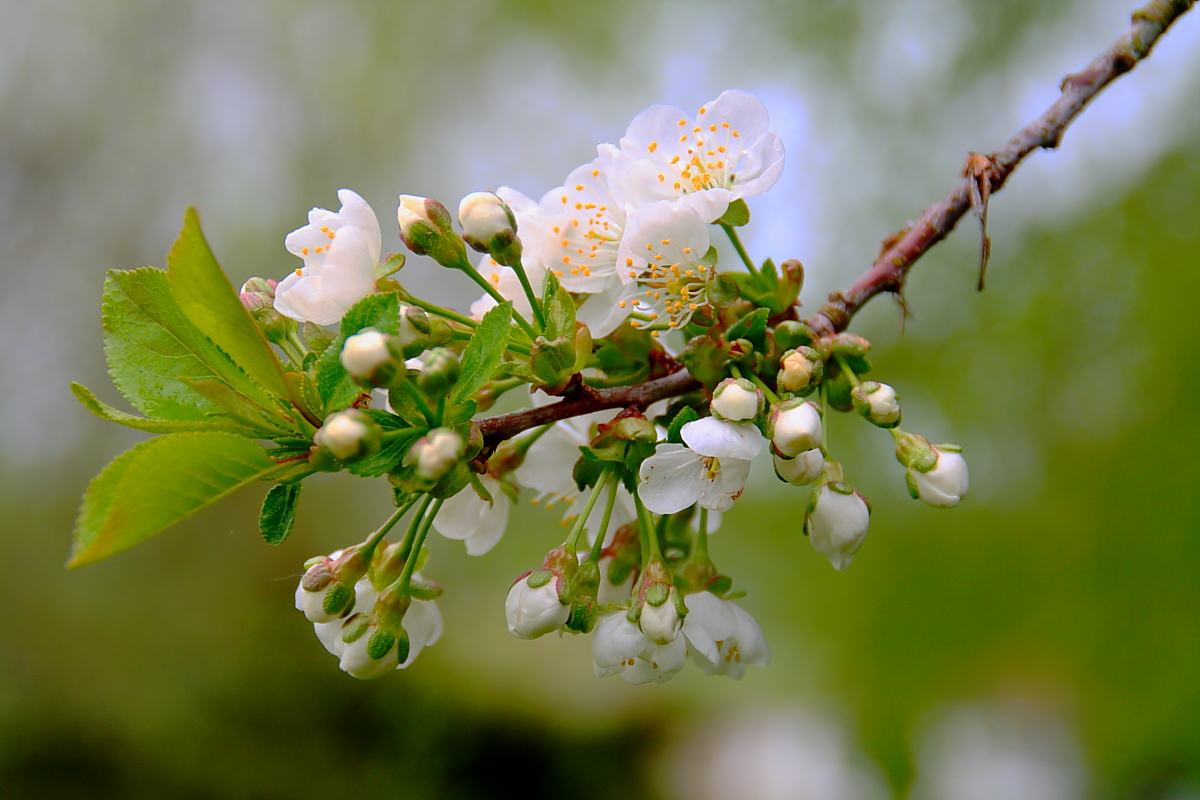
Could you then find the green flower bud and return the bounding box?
[313,409,382,464]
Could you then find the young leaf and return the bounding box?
[184,380,297,438]
[448,301,512,409]
[69,432,298,568]
[725,307,770,351]
[316,292,401,412]
[716,198,751,227]
[346,411,426,478]
[103,268,280,423]
[260,482,302,545]
[166,207,292,399]
[543,272,576,341]
[71,382,254,435]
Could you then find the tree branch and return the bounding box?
[474,0,1194,458]
[804,0,1195,337]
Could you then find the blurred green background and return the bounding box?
[2,0,1198,798]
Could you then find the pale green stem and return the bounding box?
[566,465,614,552]
[398,498,444,593]
[586,470,620,565]
[720,223,760,280]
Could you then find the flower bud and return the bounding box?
[632,559,684,645]
[506,570,571,639]
[773,448,825,486]
[804,478,870,571]
[777,347,822,394]
[397,304,429,347]
[852,381,901,428]
[710,377,763,422]
[338,613,405,680]
[240,277,295,344]
[458,191,521,266]
[296,556,356,623]
[416,347,461,397]
[313,409,382,463]
[892,430,938,472]
[529,334,576,388]
[341,328,405,389]
[373,583,412,639]
[397,194,467,268]
[411,428,464,482]
[907,444,969,508]
[767,399,823,457]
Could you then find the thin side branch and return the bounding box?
[474,0,1193,456]
[804,0,1195,337]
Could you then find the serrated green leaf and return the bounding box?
[184,380,297,438]
[541,271,575,341]
[102,268,285,425]
[167,207,291,400]
[448,301,512,409]
[69,432,301,567]
[71,382,254,435]
[259,482,302,545]
[316,293,400,412]
[725,307,769,351]
[442,399,477,426]
[667,406,700,444]
[346,412,425,478]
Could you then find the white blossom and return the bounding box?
[591,611,687,685]
[314,410,377,462]
[433,475,510,556]
[773,449,825,487]
[770,401,823,457]
[805,484,871,571]
[458,191,514,247]
[639,586,683,645]
[711,378,762,422]
[341,328,397,380]
[615,201,713,331]
[683,591,771,679]
[912,447,969,508]
[854,382,902,427]
[638,416,763,514]
[469,187,549,321]
[504,573,570,639]
[275,189,382,326]
[618,90,785,223]
[413,428,463,481]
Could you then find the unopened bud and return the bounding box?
[852,381,901,428]
[711,377,763,422]
[632,559,684,645]
[240,277,295,344]
[767,399,823,457]
[338,613,404,680]
[804,477,870,571]
[892,429,938,472]
[907,444,969,508]
[529,335,576,387]
[374,584,412,638]
[341,328,405,388]
[417,347,461,397]
[778,347,822,393]
[313,409,381,463]
[458,191,521,266]
[773,448,825,486]
[296,554,355,623]
[397,194,467,268]
[397,304,429,347]
[412,428,464,482]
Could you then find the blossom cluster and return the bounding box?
[71,89,968,684]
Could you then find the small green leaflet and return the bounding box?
[70,382,254,435]
[259,482,302,545]
[346,411,426,478]
[102,268,281,425]
[541,271,575,341]
[448,301,512,409]
[316,292,401,413]
[166,207,292,400]
[69,432,300,568]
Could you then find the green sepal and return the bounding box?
[644,581,670,607]
[407,579,444,601]
[341,614,370,644]
[706,574,733,597]
[526,569,554,589]
[366,627,397,661]
[259,482,302,545]
[376,252,406,280]
[905,469,921,500]
[707,272,741,308]
[716,198,750,227]
[323,583,354,617]
[681,335,728,391]
[71,382,255,436]
[773,320,814,351]
[823,360,855,412]
[166,207,292,401]
[667,406,699,445]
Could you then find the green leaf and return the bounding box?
[376,252,405,280]
[667,406,700,444]
[183,379,297,438]
[71,382,254,435]
[725,307,769,351]
[69,432,296,567]
[259,482,302,545]
[448,301,512,409]
[103,268,283,424]
[541,271,576,340]
[716,198,751,227]
[316,292,400,413]
[346,411,425,478]
[166,207,291,400]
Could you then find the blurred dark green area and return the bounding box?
[2,1,1198,798]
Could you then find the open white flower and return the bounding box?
[683,591,771,679]
[433,475,510,556]
[618,90,785,223]
[638,416,764,514]
[591,611,688,685]
[616,201,714,331]
[275,189,381,326]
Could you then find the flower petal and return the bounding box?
[682,416,765,460]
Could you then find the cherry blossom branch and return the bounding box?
[478,368,703,454]
[803,0,1195,337]
[475,0,1193,458]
